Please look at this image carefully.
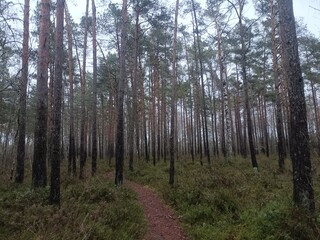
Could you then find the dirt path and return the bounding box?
[108,174,187,240]
[126,180,187,240]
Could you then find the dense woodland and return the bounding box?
[1,0,320,239]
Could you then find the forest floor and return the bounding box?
[108,172,187,240]
[1,156,320,239]
[0,166,148,240]
[125,157,320,239]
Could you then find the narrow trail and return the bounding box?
[126,180,187,240]
[108,173,187,240]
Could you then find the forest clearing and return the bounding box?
[1,0,320,239]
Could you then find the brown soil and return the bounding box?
[108,173,187,240]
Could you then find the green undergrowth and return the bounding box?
[126,156,320,240]
[0,161,147,240]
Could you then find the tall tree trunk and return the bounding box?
[184,37,195,161]
[228,0,257,169]
[65,5,76,176]
[49,0,64,205]
[91,0,98,176]
[261,48,270,157]
[79,0,89,179]
[207,66,216,156]
[224,66,232,162]
[279,0,315,212]
[190,7,202,164]
[216,19,232,161]
[150,62,156,166]
[115,0,128,186]
[270,0,285,172]
[32,0,50,188]
[169,0,179,185]
[139,57,149,162]
[128,2,141,170]
[216,22,226,158]
[161,64,168,162]
[235,63,245,157]
[191,0,210,164]
[15,0,30,183]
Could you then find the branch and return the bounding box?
[309,5,320,12]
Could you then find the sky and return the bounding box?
[293,0,320,35]
[64,0,320,36]
[5,0,319,78]
[9,0,319,36]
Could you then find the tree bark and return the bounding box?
[79,0,89,179]
[169,0,179,185]
[115,0,128,186]
[228,0,258,169]
[270,0,286,172]
[191,0,210,164]
[32,0,50,188]
[49,0,64,205]
[65,5,76,176]
[15,0,30,183]
[91,0,98,176]
[279,0,315,212]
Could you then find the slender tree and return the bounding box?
[169,0,179,185]
[128,0,142,171]
[32,0,50,188]
[91,0,97,176]
[190,0,210,164]
[65,4,76,176]
[279,0,315,211]
[213,7,232,161]
[228,0,258,170]
[79,0,89,179]
[270,0,286,172]
[15,0,30,183]
[49,0,64,205]
[115,0,128,186]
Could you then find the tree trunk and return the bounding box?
[79,0,89,179]
[270,0,286,172]
[32,0,50,188]
[228,0,258,169]
[191,0,210,164]
[184,36,195,161]
[169,0,179,185]
[49,0,64,205]
[115,0,128,186]
[91,0,98,176]
[15,0,30,183]
[216,21,226,158]
[65,5,76,177]
[216,20,232,161]
[279,0,315,212]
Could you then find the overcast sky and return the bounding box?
[294,0,320,35]
[65,0,320,36]
[10,0,320,38]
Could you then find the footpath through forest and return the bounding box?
[108,173,187,240]
[127,180,187,240]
